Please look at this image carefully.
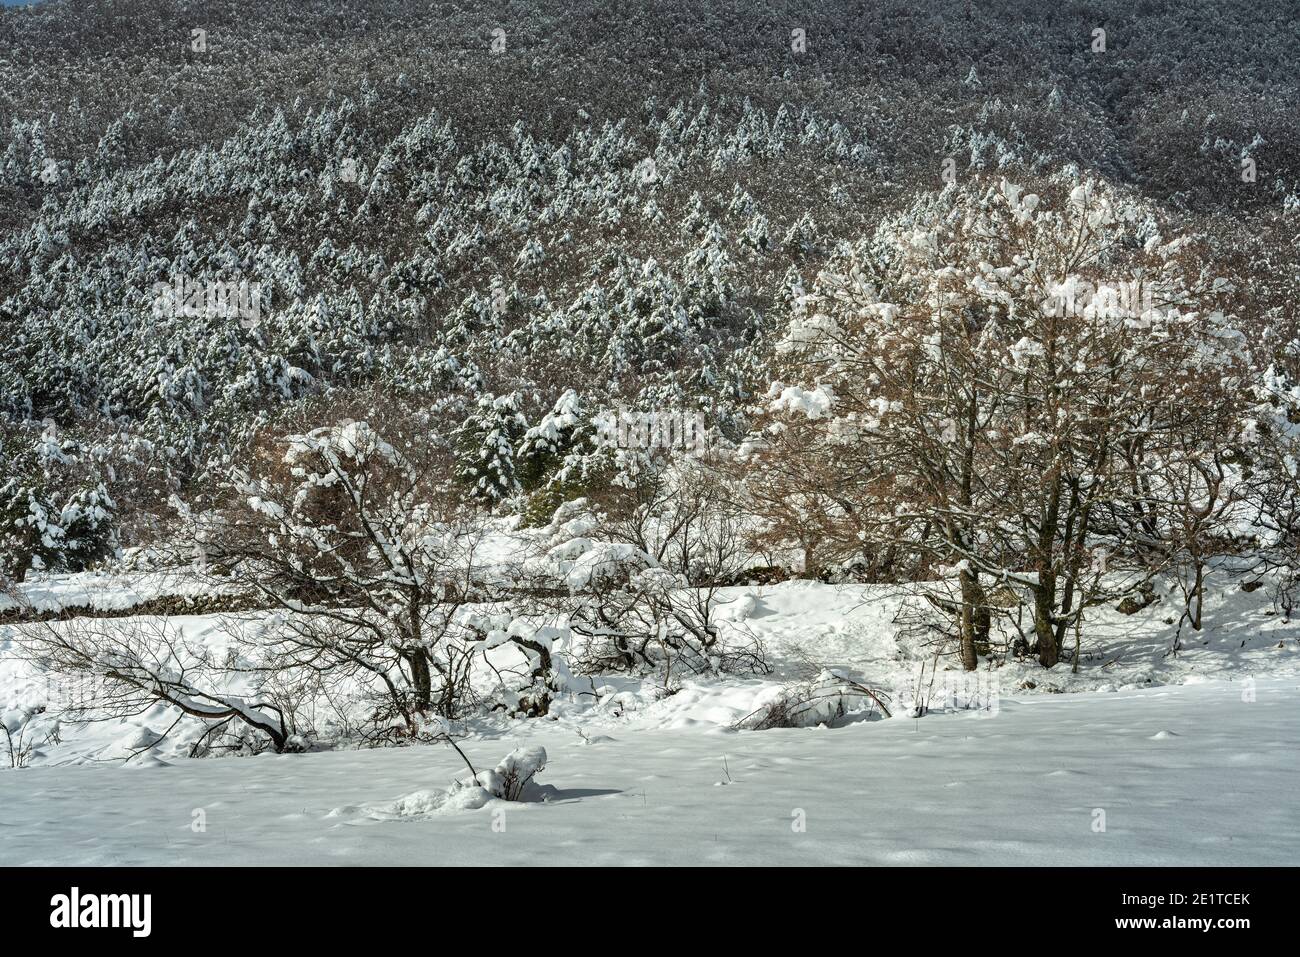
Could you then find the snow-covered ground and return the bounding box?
[2,677,1294,865]
[0,566,240,615]
[2,570,1299,864]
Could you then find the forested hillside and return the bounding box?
[2,0,1300,676]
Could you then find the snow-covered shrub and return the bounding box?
[542,464,769,680]
[1242,367,1300,619]
[14,616,293,755]
[1,704,60,769]
[463,612,583,717]
[734,671,892,731]
[479,746,548,801]
[734,408,872,580]
[397,746,551,813]
[1,481,117,581]
[0,424,118,582]
[181,412,507,730]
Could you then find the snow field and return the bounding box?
[1,678,1294,866]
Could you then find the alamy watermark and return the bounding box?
[151,274,262,328]
[50,887,151,937]
[895,670,1001,718]
[1039,278,1169,320]
[593,406,707,456]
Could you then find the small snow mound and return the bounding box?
[123,752,170,769]
[330,783,495,822]
[716,593,759,621]
[388,787,485,816]
[122,726,166,751]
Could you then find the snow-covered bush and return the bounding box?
[171,403,602,732]
[734,671,892,731]
[738,670,889,728]
[515,390,611,526]
[0,424,118,582]
[1,481,117,581]
[542,463,769,679]
[463,612,584,717]
[1240,368,1300,618]
[14,616,293,755]
[434,745,552,809]
[180,413,507,730]
[1,704,60,769]
[477,746,548,801]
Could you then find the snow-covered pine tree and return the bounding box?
[455,393,527,504]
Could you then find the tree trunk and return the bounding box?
[958,567,982,671]
[1190,562,1204,630]
[974,595,991,655]
[408,651,432,712]
[1034,472,1064,668]
[1034,579,1059,667]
